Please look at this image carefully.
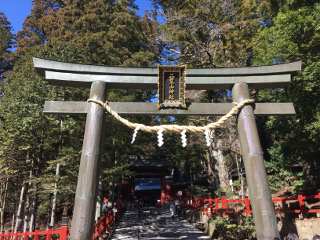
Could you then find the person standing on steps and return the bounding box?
[170,203,175,220]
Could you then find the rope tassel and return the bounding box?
[157,128,164,147]
[181,130,187,147]
[131,125,141,144]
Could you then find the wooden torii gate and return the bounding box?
[33,58,301,240]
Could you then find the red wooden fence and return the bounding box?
[181,193,320,217]
[0,225,68,240]
[0,202,123,240]
[2,194,319,239]
[93,202,123,239]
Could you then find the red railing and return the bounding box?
[93,202,123,239]
[0,202,123,240]
[0,225,68,240]
[181,193,320,217]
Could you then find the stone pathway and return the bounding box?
[111,208,211,240]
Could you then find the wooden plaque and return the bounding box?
[157,65,186,109]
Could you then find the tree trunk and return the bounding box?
[12,213,15,232]
[29,181,37,232]
[47,194,52,228]
[23,164,33,233]
[0,177,8,232]
[50,118,64,228]
[210,138,229,190]
[15,181,28,233]
[50,162,60,228]
[0,209,4,233]
[205,150,214,185]
[23,181,31,233]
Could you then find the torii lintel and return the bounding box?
[33,57,301,89]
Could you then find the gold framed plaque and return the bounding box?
[157,65,187,109]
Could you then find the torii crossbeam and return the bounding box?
[33,58,301,240]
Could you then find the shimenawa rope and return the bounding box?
[87,98,255,134]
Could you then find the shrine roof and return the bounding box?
[127,155,171,168]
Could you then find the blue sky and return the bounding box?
[1,0,153,34]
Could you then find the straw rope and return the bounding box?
[87,98,255,134]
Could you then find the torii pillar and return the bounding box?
[233,82,279,239]
[70,81,106,240]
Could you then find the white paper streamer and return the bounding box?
[205,129,211,147]
[181,130,187,147]
[157,128,164,147]
[131,125,141,144]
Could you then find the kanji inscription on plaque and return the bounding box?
[157,65,186,109]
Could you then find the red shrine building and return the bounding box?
[121,155,176,206]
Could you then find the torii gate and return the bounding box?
[33,58,301,240]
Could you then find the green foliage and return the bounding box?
[0,12,14,78]
[211,215,256,240]
[253,3,320,194]
[186,185,214,198]
[265,146,293,193]
[17,0,160,67]
[231,179,241,196]
[214,186,233,199]
[292,175,320,195]
[151,0,275,67]
[214,178,246,198]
